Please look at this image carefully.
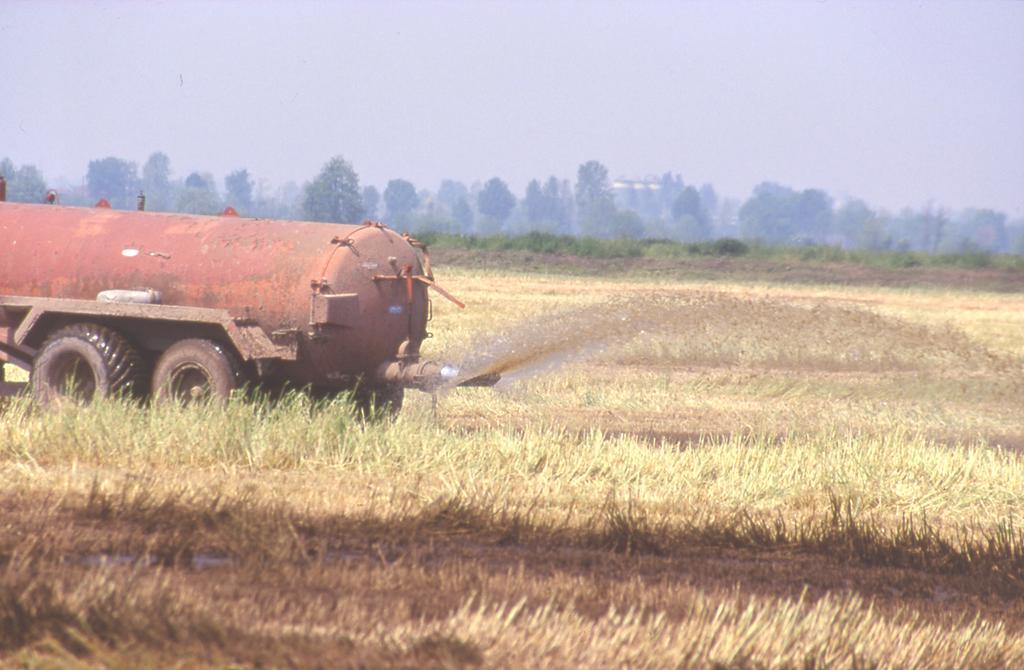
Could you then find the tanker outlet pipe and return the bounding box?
[376,359,500,391]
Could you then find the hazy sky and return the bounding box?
[2,1,1022,215]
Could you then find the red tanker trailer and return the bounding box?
[0,189,495,410]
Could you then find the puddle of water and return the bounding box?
[79,550,383,570]
[192,554,233,569]
[325,548,369,563]
[80,553,234,570]
[81,553,138,568]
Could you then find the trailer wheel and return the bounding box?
[31,323,144,405]
[152,339,243,403]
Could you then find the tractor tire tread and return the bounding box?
[32,322,144,402]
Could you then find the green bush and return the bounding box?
[709,238,749,256]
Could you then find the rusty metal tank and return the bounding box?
[0,202,432,389]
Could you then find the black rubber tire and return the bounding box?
[354,384,405,420]
[152,339,244,403]
[31,323,144,405]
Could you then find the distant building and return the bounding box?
[611,179,661,193]
[611,178,662,215]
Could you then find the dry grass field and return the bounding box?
[1,257,1023,668]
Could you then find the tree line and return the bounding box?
[2,153,1021,255]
